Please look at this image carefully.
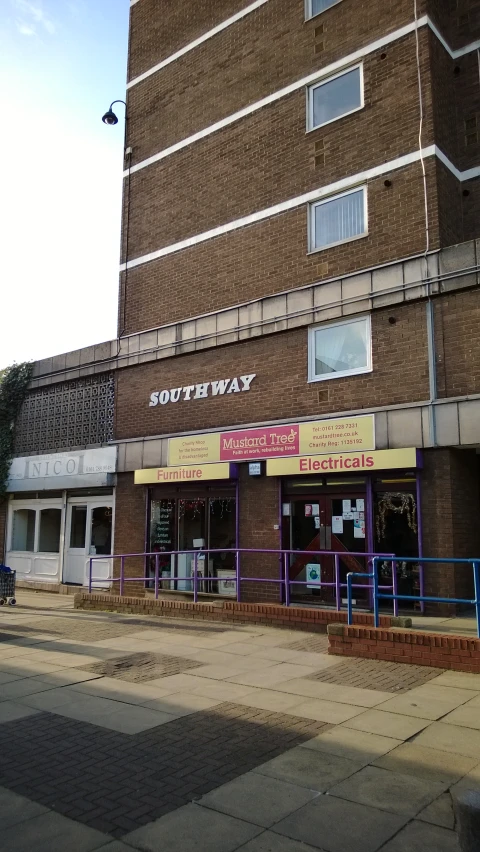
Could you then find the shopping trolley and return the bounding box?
[0,566,16,606]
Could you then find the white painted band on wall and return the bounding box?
[120,146,438,272]
[127,0,270,89]
[124,18,428,178]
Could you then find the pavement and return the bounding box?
[0,593,479,851]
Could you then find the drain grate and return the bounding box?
[81,651,202,682]
[307,657,444,693]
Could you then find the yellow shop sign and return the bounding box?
[266,448,420,476]
[134,463,233,485]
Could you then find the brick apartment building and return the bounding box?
[3,0,480,611]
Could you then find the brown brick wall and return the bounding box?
[113,472,147,594]
[429,0,480,49]
[238,465,280,603]
[125,34,434,260]
[127,0,427,166]
[329,624,480,673]
[435,289,480,399]
[121,161,439,334]
[115,301,430,441]
[421,448,479,606]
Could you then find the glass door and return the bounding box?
[64,504,88,584]
[286,492,368,607]
[177,498,206,591]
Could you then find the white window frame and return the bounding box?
[307,64,364,132]
[305,0,343,21]
[308,185,368,253]
[308,315,372,383]
[8,498,64,554]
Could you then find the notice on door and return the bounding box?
[332,516,344,534]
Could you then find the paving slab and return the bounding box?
[292,698,364,724]
[185,678,259,701]
[430,671,480,691]
[329,765,447,817]
[376,819,460,851]
[276,678,392,707]
[0,678,60,701]
[144,691,223,716]
[56,701,177,733]
[342,709,431,740]
[372,741,478,783]
[449,762,480,796]
[414,721,480,758]
[124,802,262,852]
[0,786,49,829]
[0,670,24,684]
[253,745,363,791]
[32,670,103,686]
[272,794,407,852]
[0,659,67,675]
[235,833,325,851]
[376,684,474,720]
[198,771,320,827]
[234,689,305,713]
[227,663,321,688]
[91,844,138,852]
[299,727,402,765]
[417,792,455,829]
[0,700,40,723]
[0,810,110,852]
[442,703,480,730]
[70,676,178,704]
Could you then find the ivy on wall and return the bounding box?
[0,363,33,500]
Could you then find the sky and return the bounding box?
[0,0,130,368]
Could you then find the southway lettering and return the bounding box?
[149,374,256,407]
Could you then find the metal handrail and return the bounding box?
[346,556,480,638]
[87,547,394,612]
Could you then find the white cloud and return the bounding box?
[12,0,56,37]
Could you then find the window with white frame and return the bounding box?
[309,187,367,252]
[306,0,342,19]
[308,66,363,131]
[308,316,372,382]
[10,505,62,553]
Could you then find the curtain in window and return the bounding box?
[314,189,364,249]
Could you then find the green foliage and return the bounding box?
[0,362,33,500]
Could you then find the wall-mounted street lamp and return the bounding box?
[101,100,127,126]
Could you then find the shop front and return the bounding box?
[269,449,422,609]
[134,463,238,594]
[132,415,424,608]
[5,448,116,588]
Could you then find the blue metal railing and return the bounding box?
[347,556,480,638]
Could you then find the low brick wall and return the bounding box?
[74,592,410,633]
[328,624,480,672]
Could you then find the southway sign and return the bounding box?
[149,374,256,407]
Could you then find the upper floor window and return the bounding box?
[309,186,367,252]
[306,0,342,19]
[308,316,372,382]
[308,66,363,131]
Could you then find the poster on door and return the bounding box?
[306,563,321,588]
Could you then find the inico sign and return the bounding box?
[168,415,374,466]
[149,374,256,407]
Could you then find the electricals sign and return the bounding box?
[265,448,420,476]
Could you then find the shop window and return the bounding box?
[306,0,342,19]
[308,66,363,131]
[38,508,61,553]
[70,506,87,548]
[374,490,420,602]
[308,315,372,382]
[309,187,367,252]
[11,509,36,551]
